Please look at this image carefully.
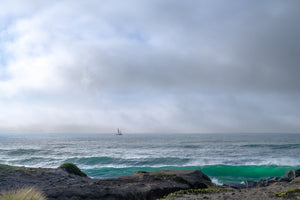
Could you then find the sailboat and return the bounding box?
[117,128,123,135]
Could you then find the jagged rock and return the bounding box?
[243,169,300,189]
[257,177,276,187]
[245,180,258,188]
[267,176,281,184]
[246,176,291,188]
[279,177,291,182]
[291,177,300,183]
[257,176,292,187]
[223,182,245,189]
[285,169,300,180]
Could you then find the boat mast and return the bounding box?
[117,128,122,135]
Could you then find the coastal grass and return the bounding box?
[274,187,300,198]
[160,187,226,199]
[59,163,87,177]
[0,187,46,200]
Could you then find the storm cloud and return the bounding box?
[0,0,300,133]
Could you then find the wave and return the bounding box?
[65,156,190,167]
[4,157,60,168]
[199,165,297,182]
[6,149,46,156]
[241,144,300,149]
[82,165,300,183]
[63,155,300,169]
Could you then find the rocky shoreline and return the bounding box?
[0,164,300,200]
[223,169,299,189]
[0,164,211,200]
[167,169,300,200]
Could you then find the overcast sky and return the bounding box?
[0,0,300,133]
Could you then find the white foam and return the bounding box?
[211,178,222,185]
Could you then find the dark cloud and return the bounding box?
[0,0,300,133]
[55,0,300,94]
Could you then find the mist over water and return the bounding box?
[0,133,299,183]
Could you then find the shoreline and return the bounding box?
[63,164,300,184]
[1,163,300,199]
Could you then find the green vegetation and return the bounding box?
[160,187,226,199]
[59,163,87,177]
[0,164,18,176]
[274,187,300,197]
[0,187,46,200]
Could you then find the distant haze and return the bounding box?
[0,0,300,133]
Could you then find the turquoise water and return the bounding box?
[0,133,299,183]
[84,165,296,183]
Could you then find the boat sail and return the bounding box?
[117,128,123,135]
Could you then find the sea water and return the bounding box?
[0,133,299,183]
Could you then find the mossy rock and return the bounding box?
[59,163,87,177]
[162,187,226,199]
[274,187,300,197]
[0,164,18,177]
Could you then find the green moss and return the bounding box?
[0,164,18,176]
[274,187,300,197]
[59,163,87,177]
[160,187,226,199]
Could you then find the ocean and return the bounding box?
[0,133,299,184]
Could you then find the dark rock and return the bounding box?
[0,166,212,200]
[245,180,258,188]
[136,171,148,174]
[257,176,289,187]
[267,176,280,184]
[285,169,300,180]
[257,178,270,187]
[279,177,291,182]
[149,170,211,188]
[243,169,300,189]
[223,182,246,189]
[291,177,300,183]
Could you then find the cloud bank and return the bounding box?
[0,0,300,133]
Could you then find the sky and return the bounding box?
[0,0,300,133]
